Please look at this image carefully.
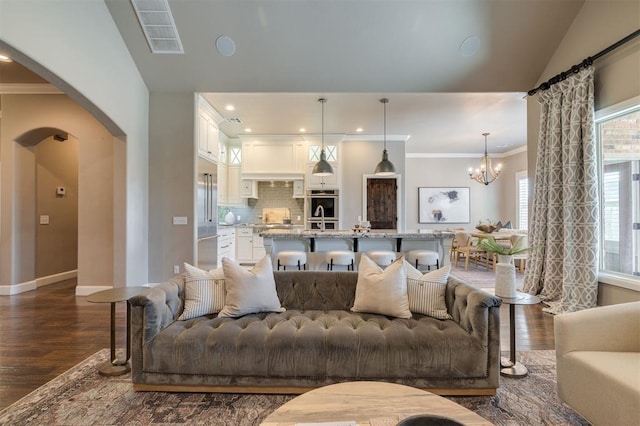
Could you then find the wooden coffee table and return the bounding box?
[260,381,492,426]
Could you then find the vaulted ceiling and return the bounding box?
[8,1,588,155]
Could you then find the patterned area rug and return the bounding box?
[0,349,587,425]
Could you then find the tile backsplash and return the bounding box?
[219,181,305,225]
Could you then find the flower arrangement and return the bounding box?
[479,236,531,256]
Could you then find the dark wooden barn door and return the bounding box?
[366,178,397,229]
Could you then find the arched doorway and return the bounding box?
[13,128,79,283]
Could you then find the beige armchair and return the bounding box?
[554,301,640,425]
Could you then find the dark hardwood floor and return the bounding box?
[0,277,555,411]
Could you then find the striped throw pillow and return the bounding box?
[178,263,225,320]
[405,262,451,320]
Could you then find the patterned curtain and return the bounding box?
[523,67,599,315]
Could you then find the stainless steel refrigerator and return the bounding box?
[197,159,218,270]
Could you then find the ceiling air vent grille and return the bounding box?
[131,0,184,54]
[226,118,243,124]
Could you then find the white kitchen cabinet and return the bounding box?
[305,141,341,189]
[197,111,219,162]
[226,165,244,205]
[240,137,305,178]
[217,162,228,204]
[197,96,223,163]
[236,226,265,263]
[252,233,266,259]
[292,179,305,198]
[236,227,254,262]
[241,179,259,198]
[217,226,236,266]
[306,164,339,188]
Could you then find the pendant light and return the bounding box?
[374,98,396,176]
[312,98,334,176]
[468,132,502,185]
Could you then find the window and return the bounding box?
[596,98,640,280]
[515,171,528,231]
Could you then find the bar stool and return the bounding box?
[276,251,307,270]
[406,249,439,271]
[326,250,355,271]
[366,251,397,268]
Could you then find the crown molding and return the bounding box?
[406,145,527,159]
[0,83,62,94]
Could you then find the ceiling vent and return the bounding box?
[131,0,184,54]
[225,118,243,124]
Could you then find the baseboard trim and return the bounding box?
[36,270,78,288]
[0,280,36,295]
[0,270,79,296]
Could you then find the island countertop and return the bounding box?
[261,229,455,267]
[259,229,454,239]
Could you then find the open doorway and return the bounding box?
[363,175,401,230]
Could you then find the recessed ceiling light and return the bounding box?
[496,144,512,148]
[225,105,235,111]
[244,127,252,133]
[356,127,364,133]
[299,128,306,133]
[460,36,480,57]
[216,35,236,57]
[0,54,13,63]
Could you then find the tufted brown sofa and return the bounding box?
[130,271,502,395]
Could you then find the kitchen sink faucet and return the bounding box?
[314,205,325,231]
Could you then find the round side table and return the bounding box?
[87,286,148,376]
[489,289,541,378]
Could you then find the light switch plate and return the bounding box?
[173,216,188,225]
[40,215,50,225]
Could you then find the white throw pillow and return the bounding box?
[178,263,226,320]
[404,261,452,320]
[351,254,411,319]
[218,255,285,318]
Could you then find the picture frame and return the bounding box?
[418,187,470,224]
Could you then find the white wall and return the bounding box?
[0,0,149,287]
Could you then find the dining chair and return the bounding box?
[454,232,488,270]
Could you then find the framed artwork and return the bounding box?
[418,187,470,224]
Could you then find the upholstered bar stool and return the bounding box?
[406,249,439,271]
[366,250,397,268]
[276,251,307,270]
[326,250,355,271]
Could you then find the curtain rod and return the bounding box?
[527,29,640,96]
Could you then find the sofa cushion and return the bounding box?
[352,254,410,319]
[219,256,285,318]
[178,263,226,321]
[405,263,452,320]
[144,310,489,380]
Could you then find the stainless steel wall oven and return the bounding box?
[306,189,339,229]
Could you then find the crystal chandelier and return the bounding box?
[468,133,502,185]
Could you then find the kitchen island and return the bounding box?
[261,229,455,270]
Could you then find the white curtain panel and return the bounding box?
[523,67,599,315]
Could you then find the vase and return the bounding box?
[495,262,517,298]
[497,254,513,264]
[224,211,235,225]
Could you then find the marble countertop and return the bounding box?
[260,229,454,239]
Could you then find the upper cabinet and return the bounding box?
[240,136,306,180]
[197,96,223,163]
[305,137,342,189]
